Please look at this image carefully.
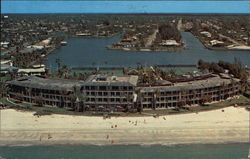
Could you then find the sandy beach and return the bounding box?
[0,106,249,145]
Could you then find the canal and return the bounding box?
[45,32,250,70]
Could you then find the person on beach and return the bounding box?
[48,133,52,139]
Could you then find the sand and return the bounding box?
[0,106,249,145]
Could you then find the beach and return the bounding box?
[0,106,249,145]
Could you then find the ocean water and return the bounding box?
[0,143,249,159]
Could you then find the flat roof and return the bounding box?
[84,75,138,86]
[138,75,239,93]
[7,76,84,92]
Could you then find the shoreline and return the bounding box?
[0,140,248,147]
[0,106,249,146]
[191,33,250,52]
[107,45,184,52]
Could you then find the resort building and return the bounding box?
[6,74,240,112]
[7,76,84,109]
[137,75,240,110]
[82,75,138,112]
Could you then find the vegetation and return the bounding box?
[158,24,181,42]
[198,58,248,81]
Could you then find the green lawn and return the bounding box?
[0,98,88,116]
[1,95,249,116]
[139,96,250,116]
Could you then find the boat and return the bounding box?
[60,41,67,46]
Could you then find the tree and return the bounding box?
[25,87,33,103]
[125,93,133,112]
[200,95,212,106]
[0,82,9,98]
[70,85,82,111]
[135,90,144,113]
[34,95,44,106]
[55,58,61,72]
[153,89,160,110]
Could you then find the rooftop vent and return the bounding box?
[111,76,117,81]
[96,75,107,81]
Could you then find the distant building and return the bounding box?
[1,41,10,48]
[17,68,46,76]
[200,31,212,38]
[0,64,18,74]
[210,40,224,47]
[159,40,180,47]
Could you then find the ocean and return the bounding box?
[0,143,249,159]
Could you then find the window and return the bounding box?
[112,86,119,90]
[99,86,106,90]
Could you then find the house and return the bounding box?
[1,41,10,48]
[200,31,212,38]
[210,40,224,47]
[0,64,18,74]
[159,40,180,47]
[17,68,46,76]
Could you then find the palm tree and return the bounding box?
[70,85,82,111]
[135,89,144,113]
[153,88,160,110]
[179,88,187,108]
[59,88,68,108]
[76,93,87,112]
[34,94,44,107]
[0,82,9,98]
[125,93,133,112]
[25,87,32,103]
[55,58,61,72]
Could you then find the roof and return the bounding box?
[18,68,46,73]
[19,48,37,54]
[83,75,138,87]
[138,75,239,93]
[7,76,84,92]
[160,40,180,46]
[0,64,18,72]
[155,80,173,86]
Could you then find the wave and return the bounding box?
[0,155,7,159]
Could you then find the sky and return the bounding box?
[1,1,250,14]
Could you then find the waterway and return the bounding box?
[45,32,250,70]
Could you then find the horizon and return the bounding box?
[1,1,250,14]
